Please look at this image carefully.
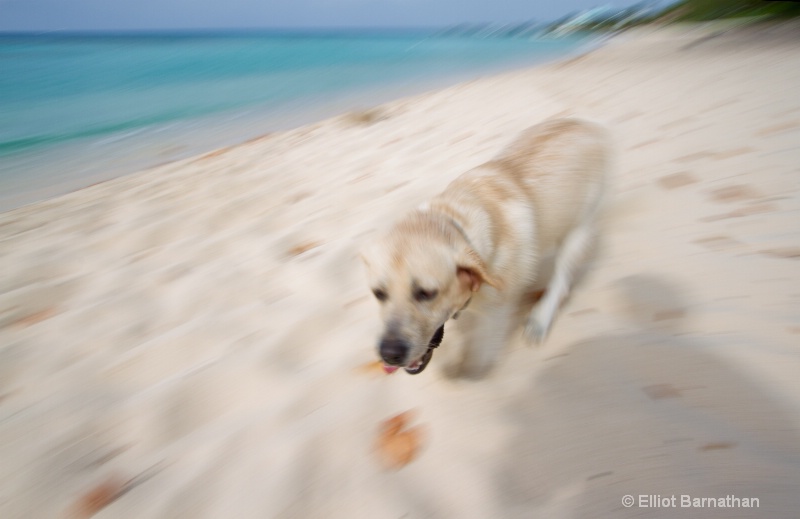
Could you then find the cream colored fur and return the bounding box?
[361,118,611,379]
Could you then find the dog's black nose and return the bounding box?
[379,337,408,366]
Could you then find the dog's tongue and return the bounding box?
[383,365,399,374]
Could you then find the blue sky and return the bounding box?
[0,0,661,31]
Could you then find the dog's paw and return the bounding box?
[524,315,552,345]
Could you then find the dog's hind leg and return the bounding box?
[524,222,595,344]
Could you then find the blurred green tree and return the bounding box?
[660,0,800,20]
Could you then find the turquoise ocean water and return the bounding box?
[0,31,590,210]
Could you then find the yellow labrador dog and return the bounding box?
[361,118,610,378]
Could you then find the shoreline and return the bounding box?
[0,34,599,213]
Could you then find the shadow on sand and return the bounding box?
[497,274,800,517]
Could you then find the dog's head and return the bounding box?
[360,212,500,374]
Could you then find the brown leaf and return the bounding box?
[653,309,686,322]
[642,384,682,400]
[707,184,761,203]
[197,146,233,161]
[344,108,386,125]
[287,241,321,256]
[699,442,737,451]
[693,235,739,250]
[760,247,800,259]
[355,360,389,376]
[70,476,127,518]
[375,411,426,470]
[658,172,697,189]
[13,307,57,328]
[379,410,414,436]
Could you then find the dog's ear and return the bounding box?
[456,248,502,292]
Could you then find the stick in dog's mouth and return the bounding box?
[383,325,445,375]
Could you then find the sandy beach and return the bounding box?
[1,23,800,518]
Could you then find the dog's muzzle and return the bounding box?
[380,297,470,375]
[401,325,444,375]
[379,325,444,375]
[399,297,467,374]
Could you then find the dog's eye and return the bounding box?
[413,288,438,302]
[372,288,388,302]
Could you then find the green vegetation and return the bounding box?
[657,0,800,22]
[449,0,799,38]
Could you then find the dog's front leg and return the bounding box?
[441,298,518,380]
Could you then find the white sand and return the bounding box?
[1,23,800,518]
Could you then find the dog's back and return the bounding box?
[495,118,609,254]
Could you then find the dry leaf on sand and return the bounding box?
[374,411,427,470]
[356,360,390,375]
[68,476,127,518]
